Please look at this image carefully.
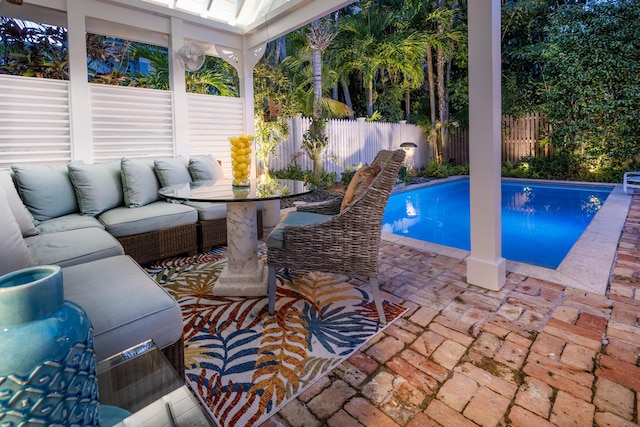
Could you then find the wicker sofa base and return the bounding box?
[161,335,185,380]
[198,209,265,253]
[117,223,198,265]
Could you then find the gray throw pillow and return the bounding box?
[0,171,38,237]
[154,156,192,187]
[0,186,34,276]
[68,160,125,216]
[121,157,160,207]
[11,163,79,221]
[188,155,225,181]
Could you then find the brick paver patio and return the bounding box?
[261,196,640,427]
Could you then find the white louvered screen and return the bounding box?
[0,75,71,168]
[187,93,244,177]
[91,84,174,162]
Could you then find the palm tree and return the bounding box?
[130,44,238,96]
[337,7,394,118]
[307,18,336,119]
[419,4,466,162]
[335,3,427,121]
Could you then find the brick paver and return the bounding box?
[259,193,640,426]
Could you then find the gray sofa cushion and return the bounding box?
[185,201,227,220]
[62,255,183,361]
[121,157,160,207]
[154,156,191,187]
[0,171,38,237]
[68,160,125,216]
[266,211,333,250]
[35,214,104,234]
[99,201,197,237]
[189,155,225,181]
[11,163,79,221]
[0,186,34,276]
[26,228,124,267]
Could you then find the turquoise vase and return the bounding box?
[0,265,99,426]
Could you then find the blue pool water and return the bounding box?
[382,179,612,268]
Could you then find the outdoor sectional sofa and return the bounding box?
[0,155,263,375]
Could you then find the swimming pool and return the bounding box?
[382,179,613,268]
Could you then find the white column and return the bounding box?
[66,0,92,162]
[467,0,506,290]
[169,17,189,158]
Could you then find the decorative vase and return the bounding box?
[0,265,99,426]
[230,135,253,187]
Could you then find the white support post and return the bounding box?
[467,0,506,290]
[169,17,189,158]
[66,0,92,162]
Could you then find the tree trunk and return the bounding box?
[276,36,286,63]
[427,47,436,128]
[341,76,354,120]
[312,47,323,118]
[405,87,410,121]
[426,46,440,162]
[367,78,374,118]
[436,5,449,163]
[312,155,324,176]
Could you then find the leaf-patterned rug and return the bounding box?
[145,245,406,427]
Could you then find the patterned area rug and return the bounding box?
[145,245,406,427]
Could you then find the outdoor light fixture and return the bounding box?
[400,142,418,172]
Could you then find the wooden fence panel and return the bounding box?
[448,112,551,166]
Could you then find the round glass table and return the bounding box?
[159,178,313,297]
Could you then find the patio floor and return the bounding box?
[260,194,640,427]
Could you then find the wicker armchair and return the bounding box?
[266,149,405,325]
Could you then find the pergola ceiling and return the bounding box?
[103,0,353,51]
[141,0,289,29]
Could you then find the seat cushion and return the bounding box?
[99,201,197,237]
[266,211,333,250]
[0,186,34,276]
[11,163,79,221]
[36,214,105,234]
[25,228,124,267]
[68,160,125,216]
[121,157,160,207]
[62,255,182,361]
[185,201,227,220]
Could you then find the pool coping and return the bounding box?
[382,177,632,295]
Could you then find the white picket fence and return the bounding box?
[269,116,429,175]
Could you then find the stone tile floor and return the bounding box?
[260,196,640,427]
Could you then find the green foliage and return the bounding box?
[254,55,299,172]
[417,161,468,179]
[541,0,640,168]
[271,164,305,181]
[0,18,68,79]
[303,170,338,190]
[505,154,588,181]
[270,164,337,190]
[502,155,639,184]
[501,0,557,116]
